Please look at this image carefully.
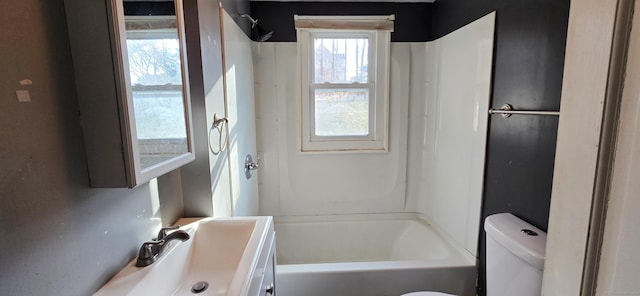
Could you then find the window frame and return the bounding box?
[296,15,393,152]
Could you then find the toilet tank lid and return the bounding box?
[484,213,547,269]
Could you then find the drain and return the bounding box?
[191,281,209,294]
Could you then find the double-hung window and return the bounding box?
[296,15,394,152]
[125,16,187,141]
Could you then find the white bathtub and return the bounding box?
[274,214,476,296]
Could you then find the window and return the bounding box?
[296,15,394,152]
[125,16,187,140]
[125,16,189,169]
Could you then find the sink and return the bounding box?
[94,216,273,296]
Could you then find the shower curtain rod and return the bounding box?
[489,104,560,118]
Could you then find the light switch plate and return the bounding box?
[16,90,31,102]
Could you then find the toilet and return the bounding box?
[401,213,547,296]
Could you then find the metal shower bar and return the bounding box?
[489,104,560,118]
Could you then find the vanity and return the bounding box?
[94,216,276,296]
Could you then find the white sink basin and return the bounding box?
[94,216,273,296]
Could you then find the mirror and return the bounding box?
[63,0,194,187]
[118,0,194,185]
[122,1,190,171]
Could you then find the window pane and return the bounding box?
[313,37,368,83]
[314,88,369,136]
[126,39,182,86]
[132,88,187,139]
[126,38,187,140]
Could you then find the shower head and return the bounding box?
[255,29,273,42]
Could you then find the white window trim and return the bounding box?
[296,15,393,152]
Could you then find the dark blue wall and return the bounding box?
[250,1,432,42]
[222,0,252,35]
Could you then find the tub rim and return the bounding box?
[273,212,477,268]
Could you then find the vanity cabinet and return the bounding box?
[261,252,276,296]
[64,0,195,188]
[249,220,277,296]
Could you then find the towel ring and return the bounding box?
[208,113,229,155]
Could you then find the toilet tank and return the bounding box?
[484,213,547,296]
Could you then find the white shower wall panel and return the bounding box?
[254,43,411,216]
[253,43,281,216]
[221,11,259,217]
[406,13,495,256]
[405,42,434,213]
[253,13,494,256]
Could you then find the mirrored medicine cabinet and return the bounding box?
[64,0,195,188]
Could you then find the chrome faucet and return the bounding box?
[135,228,190,267]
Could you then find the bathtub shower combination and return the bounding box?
[275,214,476,296]
[252,11,497,296]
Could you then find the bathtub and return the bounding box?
[274,214,476,296]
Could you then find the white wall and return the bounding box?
[253,14,494,256]
[595,0,640,292]
[182,0,231,218]
[542,0,626,293]
[406,13,495,256]
[219,10,260,217]
[254,42,409,216]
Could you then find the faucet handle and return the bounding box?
[155,226,180,241]
[135,240,164,267]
